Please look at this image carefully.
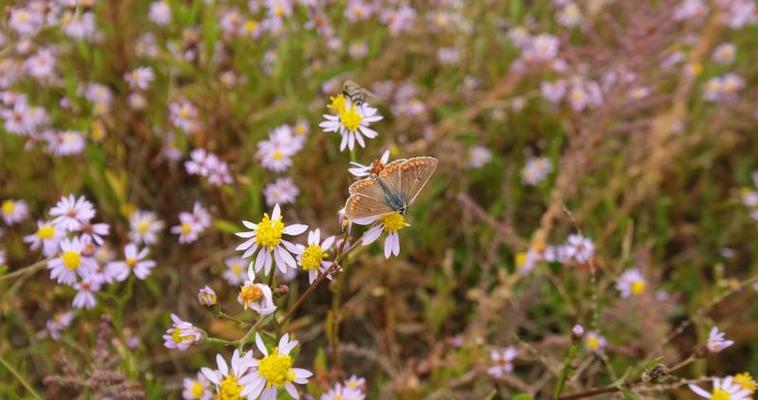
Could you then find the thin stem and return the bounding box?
[553,341,580,399]
[0,259,48,282]
[0,354,42,400]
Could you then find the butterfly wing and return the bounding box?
[376,159,406,199]
[400,157,439,205]
[344,193,395,220]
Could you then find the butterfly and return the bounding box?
[344,156,439,221]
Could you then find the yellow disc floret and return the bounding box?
[258,348,295,387]
[239,284,263,307]
[734,372,757,394]
[631,280,646,296]
[181,223,192,235]
[255,214,285,249]
[215,374,243,400]
[1,200,14,215]
[328,94,347,114]
[711,388,729,400]
[62,251,81,270]
[37,224,55,240]
[300,245,327,271]
[190,381,205,398]
[381,213,408,233]
[339,105,363,132]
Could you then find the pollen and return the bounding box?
[300,244,327,271]
[339,105,363,132]
[328,94,347,114]
[216,374,243,400]
[631,280,646,295]
[381,213,407,233]
[258,349,295,387]
[734,372,757,394]
[36,224,55,240]
[255,214,285,249]
[1,200,14,215]
[239,284,263,307]
[62,251,81,270]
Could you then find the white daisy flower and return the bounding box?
[182,372,212,400]
[359,213,409,259]
[321,383,365,400]
[1,199,29,225]
[487,346,517,378]
[237,266,276,315]
[163,314,203,351]
[48,237,97,286]
[294,229,335,283]
[584,331,607,353]
[223,257,247,286]
[201,350,256,398]
[615,268,647,297]
[707,327,734,353]
[235,204,308,276]
[50,194,96,232]
[319,95,382,152]
[348,150,391,177]
[106,243,157,281]
[24,220,61,257]
[240,333,313,399]
[129,210,165,245]
[72,275,101,309]
[689,376,752,400]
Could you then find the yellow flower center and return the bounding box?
[1,200,14,215]
[339,105,363,132]
[258,349,295,387]
[515,252,527,268]
[631,280,646,295]
[585,336,599,350]
[181,222,192,235]
[179,106,191,119]
[37,224,55,240]
[239,284,263,305]
[171,328,193,344]
[137,220,150,234]
[190,381,205,398]
[734,373,757,394]
[17,11,30,23]
[272,150,284,160]
[62,251,81,270]
[294,124,307,135]
[274,5,285,17]
[215,374,243,400]
[381,213,407,233]
[255,214,284,249]
[244,19,257,33]
[711,388,729,400]
[328,94,346,114]
[126,258,137,269]
[231,263,243,274]
[300,244,326,271]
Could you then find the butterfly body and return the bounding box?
[345,156,438,221]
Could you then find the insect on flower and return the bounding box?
[342,80,377,107]
[344,156,438,221]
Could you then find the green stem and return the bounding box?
[553,341,580,399]
[0,259,48,282]
[0,354,42,400]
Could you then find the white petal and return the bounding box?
[217,354,228,375]
[271,204,281,220]
[255,333,268,356]
[283,224,308,235]
[362,225,383,245]
[284,382,299,399]
[261,387,277,400]
[200,368,220,385]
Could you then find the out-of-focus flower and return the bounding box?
[240,333,313,399]
[515,249,541,274]
[349,150,391,177]
[129,210,165,245]
[707,327,734,353]
[359,212,409,259]
[264,177,300,207]
[46,311,75,341]
[487,346,517,378]
[522,34,560,62]
[84,83,113,114]
[223,257,247,286]
[703,73,745,102]
[163,314,203,351]
[712,43,736,64]
[72,275,101,309]
[716,0,757,28]
[10,7,44,36]
[182,372,212,400]
[48,237,97,285]
[237,266,276,315]
[689,376,752,400]
[466,146,493,169]
[616,268,647,297]
[171,202,212,243]
[125,67,155,90]
[320,95,382,152]
[235,204,308,276]
[198,286,217,306]
[47,130,87,156]
[201,349,255,399]
[50,195,96,232]
[63,12,97,41]
[184,149,233,186]
[1,199,29,225]
[149,1,172,26]
[556,2,583,27]
[106,243,157,281]
[572,324,585,338]
[584,331,607,353]
[170,100,200,133]
[345,0,374,22]
[732,373,757,396]
[563,234,595,264]
[541,80,567,104]
[294,229,335,283]
[673,0,708,22]
[321,383,365,400]
[521,156,552,185]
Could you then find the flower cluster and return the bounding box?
[185,149,234,186]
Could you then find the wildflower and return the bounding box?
[515,249,540,274]
[170,100,199,133]
[717,0,757,28]
[237,267,276,315]
[567,79,603,111]
[47,130,87,156]
[24,47,57,80]
[563,234,594,264]
[294,229,335,283]
[437,47,461,65]
[84,83,113,114]
[9,7,44,36]
[202,351,258,399]
[346,0,374,22]
[125,67,155,90]
[1,102,39,135]
[198,286,217,306]
[107,243,157,281]
[257,139,295,172]
[344,375,366,391]
[72,275,101,309]
[557,2,583,27]
[487,347,518,378]
[466,146,493,169]
[360,212,409,259]
[522,34,560,62]
[712,43,736,65]
[50,195,95,232]
[149,1,172,26]
[541,80,567,104]
[1,199,29,225]
[62,12,97,41]
[223,257,247,286]
[264,177,300,207]
[321,383,365,400]
[521,157,552,185]
[572,324,585,338]
[184,149,233,186]
[235,204,308,275]
[48,237,97,285]
[689,376,752,400]
[171,203,211,243]
[381,6,417,35]
[46,311,74,341]
[24,220,61,257]
[183,373,212,400]
[163,314,203,351]
[673,0,708,21]
[704,74,745,102]
[349,150,391,177]
[706,327,734,353]
[78,220,110,246]
[240,333,313,399]
[129,210,165,245]
[732,373,757,395]
[616,268,647,297]
[320,95,382,152]
[584,331,607,353]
